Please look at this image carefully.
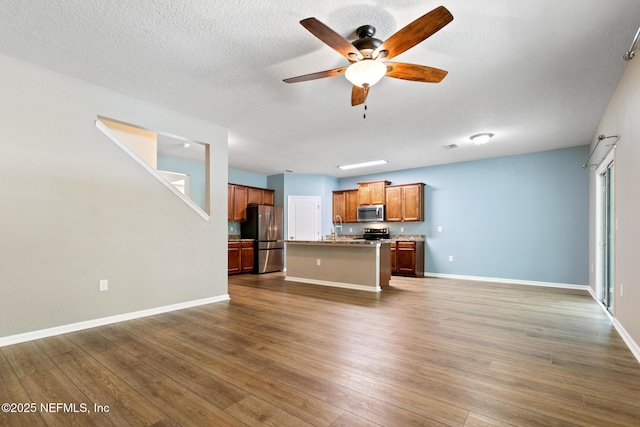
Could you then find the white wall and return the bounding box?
[589,56,640,356]
[0,54,229,339]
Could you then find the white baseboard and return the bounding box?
[423,272,590,291]
[588,291,640,365]
[0,294,230,348]
[285,276,381,292]
[612,318,640,364]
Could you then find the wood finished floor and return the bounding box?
[2,273,640,426]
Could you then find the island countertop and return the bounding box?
[285,239,390,246]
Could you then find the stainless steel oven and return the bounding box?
[363,227,390,240]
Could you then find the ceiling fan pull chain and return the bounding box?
[363,85,369,119]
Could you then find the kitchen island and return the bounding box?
[285,240,391,292]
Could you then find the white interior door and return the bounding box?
[287,196,321,241]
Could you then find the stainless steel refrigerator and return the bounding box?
[241,205,284,273]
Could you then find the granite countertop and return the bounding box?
[390,235,426,242]
[324,235,426,242]
[228,235,255,242]
[286,239,388,245]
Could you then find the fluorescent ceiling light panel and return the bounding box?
[338,160,388,170]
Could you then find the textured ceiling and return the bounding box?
[1,0,638,177]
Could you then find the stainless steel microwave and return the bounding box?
[357,204,385,222]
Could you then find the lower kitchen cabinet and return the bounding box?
[240,240,255,273]
[228,240,255,275]
[390,241,425,277]
[228,241,241,274]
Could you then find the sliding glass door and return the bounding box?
[601,161,615,313]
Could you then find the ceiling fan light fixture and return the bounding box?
[345,60,387,88]
[470,133,494,145]
[338,159,388,170]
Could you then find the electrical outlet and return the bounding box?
[400,227,404,232]
[620,284,624,297]
[317,259,321,266]
[448,256,454,262]
[99,279,108,291]
[349,227,353,232]
[438,226,443,232]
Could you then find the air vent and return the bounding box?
[445,143,459,149]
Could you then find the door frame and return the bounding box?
[595,147,615,312]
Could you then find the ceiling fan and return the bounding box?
[283,6,454,107]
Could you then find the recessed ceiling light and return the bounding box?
[470,133,494,145]
[338,160,388,170]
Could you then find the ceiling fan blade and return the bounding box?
[300,18,362,60]
[283,67,347,83]
[374,6,453,60]
[351,85,368,106]
[385,62,448,83]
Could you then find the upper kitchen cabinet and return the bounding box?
[247,186,275,206]
[262,189,275,206]
[228,184,248,222]
[332,189,359,223]
[358,180,390,205]
[247,186,263,205]
[385,183,424,222]
[229,183,275,222]
[332,191,345,221]
[345,190,358,223]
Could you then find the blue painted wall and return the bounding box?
[337,146,590,285]
[280,174,338,240]
[157,154,206,210]
[228,147,589,285]
[229,168,268,188]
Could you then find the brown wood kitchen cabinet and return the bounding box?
[228,240,255,275]
[357,180,390,205]
[247,186,275,206]
[390,241,425,277]
[228,183,274,222]
[262,189,275,206]
[390,241,397,273]
[228,241,241,274]
[332,189,359,223]
[240,240,255,273]
[228,184,248,222]
[247,186,264,205]
[332,191,345,221]
[345,190,358,222]
[385,183,424,222]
